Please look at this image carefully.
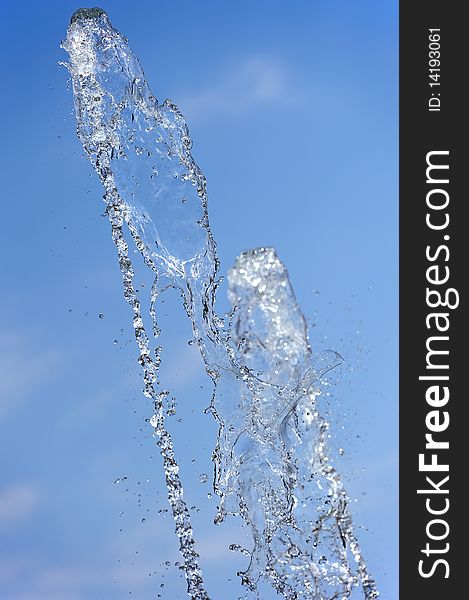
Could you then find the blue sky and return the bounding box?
[0,1,397,598]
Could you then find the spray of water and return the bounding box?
[62,8,379,599]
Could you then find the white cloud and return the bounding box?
[0,511,250,598]
[0,331,61,423]
[196,523,252,564]
[0,558,95,600]
[0,483,41,529]
[162,341,204,387]
[178,56,302,123]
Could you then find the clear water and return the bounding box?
[62,8,379,599]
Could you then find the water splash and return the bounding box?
[62,8,378,599]
[216,249,377,598]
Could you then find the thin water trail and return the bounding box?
[62,8,378,599]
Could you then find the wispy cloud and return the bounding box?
[0,331,61,423]
[0,513,249,598]
[0,483,41,529]
[178,56,303,123]
[161,341,204,387]
[196,523,252,564]
[0,558,95,600]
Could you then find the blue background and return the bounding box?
[0,1,397,598]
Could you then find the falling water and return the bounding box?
[62,8,379,599]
